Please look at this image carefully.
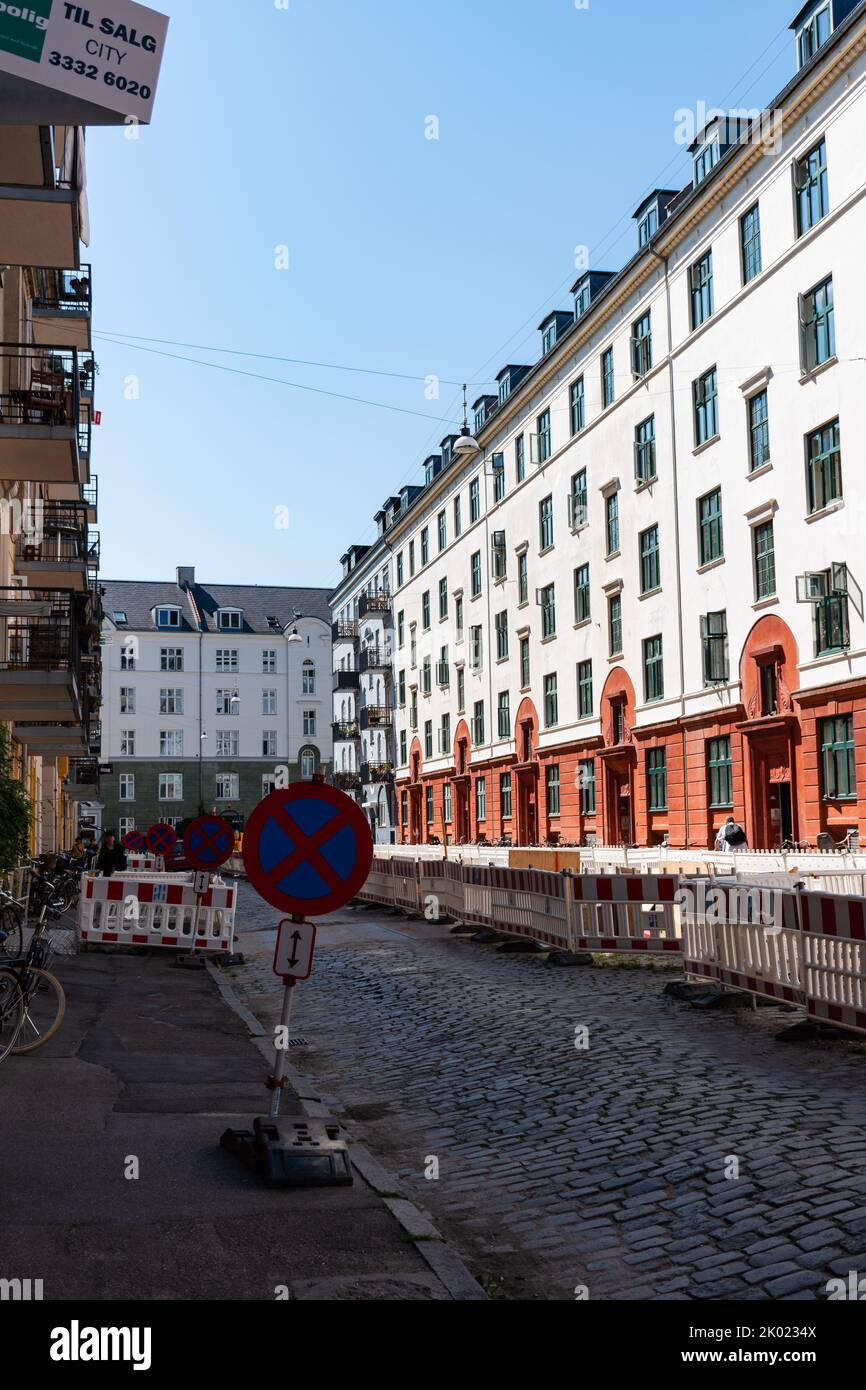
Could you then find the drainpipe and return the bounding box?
[650,246,690,849]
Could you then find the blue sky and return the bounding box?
[87,0,797,595]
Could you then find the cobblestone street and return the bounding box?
[228,885,866,1302]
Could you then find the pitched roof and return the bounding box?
[101,579,332,634]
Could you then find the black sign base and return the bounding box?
[220,1117,354,1189]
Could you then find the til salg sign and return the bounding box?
[0,0,168,123]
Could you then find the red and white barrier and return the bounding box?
[801,892,866,1035]
[77,874,236,953]
[462,864,572,949]
[571,874,681,953]
[126,854,165,873]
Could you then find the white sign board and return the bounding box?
[273,920,317,983]
[0,0,169,124]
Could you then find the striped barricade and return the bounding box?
[126,854,165,873]
[462,865,572,949]
[417,859,465,922]
[571,874,681,953]
[682,880,803,1004]
[77,875,236,953]
[390,857,421,915]
[801,892,866,1036]
[356,858,398,910]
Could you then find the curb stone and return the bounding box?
[206,961,488,1302]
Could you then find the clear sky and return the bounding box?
[86,0,797,596]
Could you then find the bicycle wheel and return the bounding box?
[13,969,66,1055]
[0,905,23,960]
[0,970,24,1063]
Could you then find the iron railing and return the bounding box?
[333,771,361,792]
[359,646,392,674]
[0,344,81,428]
[362,763,393,784]
[332,620,359,642]
[333,669,360,692]
[358,594,392,621]
[332,721,360,742]
[13,503,88,567]
[360,706,392,731]
[0,587,80,676]
[30,265,92,317]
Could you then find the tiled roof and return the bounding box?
[101,580,332,634]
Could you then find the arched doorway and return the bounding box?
[739,617,800,849]
[514,698,540,847]
[599,670,638,846]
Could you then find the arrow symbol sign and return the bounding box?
[288,932,302,969]
[273,920,317,982]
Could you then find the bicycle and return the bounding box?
[0,885,26,961]
[0,879,66,1057]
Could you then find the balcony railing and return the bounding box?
[358,594,392,621]
[332,620,359,643]
[362,762,393,784]
[79,403,93,463]
[0,588,80,675]
[359,646,392,674]
[30,265,92,317]
[86,530,100,574]
[333,771,361,792]
[73,759,99,786]
[332,721,360,742]
[13,503,88,567]
[361,706,392,731]
[0,344,83,429]
[333,669,360,692]
[83,476,98,517]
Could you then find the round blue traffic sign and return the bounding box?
[242,784,374,917]
[184,815,236,872]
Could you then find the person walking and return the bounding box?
[96,831,128,878]
[715,815,749,852]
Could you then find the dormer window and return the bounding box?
[574,281,591,319]
[693,136,720,186]
[114,611,128,626]
[499,376,511,405]
[542,322,557,354]
[217,608,243,631]
[797,2,832,68]
[638,206,658,246]
[155,606,181,629]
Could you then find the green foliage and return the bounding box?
[0,730,31,870]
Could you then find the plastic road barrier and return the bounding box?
[77,874,236,953]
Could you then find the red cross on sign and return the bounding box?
[242,784,374,917]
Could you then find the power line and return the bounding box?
[93,331,495,389]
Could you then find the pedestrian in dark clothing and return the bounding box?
[96,832,128,878]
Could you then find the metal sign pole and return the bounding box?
[269,975,298,1120]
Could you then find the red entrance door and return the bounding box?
[455,784,471,843]
[607,769,634,845]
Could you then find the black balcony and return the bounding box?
[83,476,98,522]
[360,706,392,731]
[12,503,89,588]
[333,771,361,792]
[358,594,392,622]
[359,646,392,675]
[333,669,360,692]
[332,721,360,742]
[0,344,83,484]
[29,266,92,352]
[332,620,359,643]
[0,588,82,726]
[79,403,93,465]
[362,762,394,785]
[86,530,100,575]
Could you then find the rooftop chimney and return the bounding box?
[177,566,195,589]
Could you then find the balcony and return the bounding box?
[333,771,361,793]
[86,530,101,577]
[332,620,359,644]
[13,722,89,755]
[0,344,84,484]
[12,504,90,593]
[64,758,99,800]
[360,706,392,731]
[29,266,92,351]
[0,588,82,726]
[359,646,392,675]
[362,762,394,785]
[83,477,98,524]
[333,669,360,692]
[0,127,81,269]
[332,721,361,743]
[358,594,392,623]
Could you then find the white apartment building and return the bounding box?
[386,0,866,850]
[100,569,332,834]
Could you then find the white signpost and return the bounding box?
[268,919,317,1119]
[0,0,169,124]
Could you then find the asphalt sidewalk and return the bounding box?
[0,949,482,1301]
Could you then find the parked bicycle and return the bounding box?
[0,873,67,1061]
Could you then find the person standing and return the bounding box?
[96,832,128,878]
[715,816,748,852]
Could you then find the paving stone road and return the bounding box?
[229,884,866,1302]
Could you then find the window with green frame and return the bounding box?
[574,563,590,624]
[690,251,714,328]
[602,347,615,407]
[806,418,842,514]
[635,415,656,484]
[753,520,776,600]
[609,593,623,657]
[569,468,588,529]
[518,551,529,605]
[546,764,561,817]
[469,478,480,523]
[606,491,619,555]
[741,204,762,283]
[579,759,596,816]
[537,409,552,462]
[699,489,723,565]
[520,636,530,689]
[800,276,835,373]
[497,690,511,739]
[707,736,733,808]
[539,495,554,551]
[540,583,556,639]
[470,552,481,598]
[795,137,828,237]
[631,311,652,377]
[701,611,729,685]
[640,525,660,594]
[821,715,856,801]
[570,376,585,435]
[492,453,505,504]
[643,635,664,703]
[694,367,719,445]
[500,772,513,820]
[544,673,558,729]
[749,391,770,471]
[577,659,593,719]
[425,785,434,825]
[476,776,486,822]
[646,747,668,811]
[515,434,525,483]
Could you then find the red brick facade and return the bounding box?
[397,619,864,850]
